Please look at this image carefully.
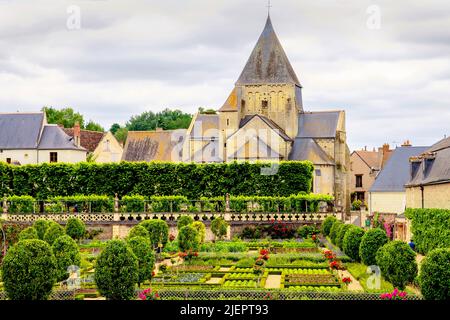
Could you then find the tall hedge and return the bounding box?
[405,208,450,254]
[359,228,388,266]
[419,248,450,300]
[329,220,343,245]
[0,161,313,199]
[336,224,353,249]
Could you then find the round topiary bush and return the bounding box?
[140,220,169,247]
[177,215,194,230]
[94,240,138,300]
[126,236,155,287]
[329,220,343,245]
[342,226,365,261]
[211,217,228,240]
[376,240,418,290]
[192,221,206,243]
[321,216,337,236]
[1,239,57,300]
[33,219,49,240]
[52,235,81,282]
[65,218,86,241]
[43,222,66,245]
[127,224,150,240]
[359,228,389,266]
[336,224,352,249]
[178,225,200,252]
[419,248,450,300]
[297,225,320,239]
[18,226,39,241]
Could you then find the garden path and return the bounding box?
[264,275,281,289]
[337,270,364,292]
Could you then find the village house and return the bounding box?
[63,123,123,163]
[0,112,87,165]
[122,15,351,210]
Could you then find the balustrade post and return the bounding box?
[113,193,120,222]
[224,193,231,221]
[2,194,7,214]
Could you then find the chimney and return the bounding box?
[401,140,412,147]
[382,143,390,153]
[74,122,81,147]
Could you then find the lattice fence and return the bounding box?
[0,290,75,300]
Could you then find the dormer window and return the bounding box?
[423,157,435,176]
[410,161,421,179]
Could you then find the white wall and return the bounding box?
[0,149,38,165]
[369,191,406,214]
[0,149,86,164]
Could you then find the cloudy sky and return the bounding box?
[0,0,449,150]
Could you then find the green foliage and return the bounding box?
[0,162,13,195]
[329,220,343,245]
[114,127,128,145]
[126,108,192,131]
[419,248,450,300]
[321,216,337,236]
[342,226,365,261]
[52,235,81,282]
[1,161,314,199]
[42,106,103,131]
[126,236,155,287]
[18,226,39,241]
[336,224,353,249]
[1,239,57,300]
[177,215,194,230]
[109,123,121,135]
[178,225,200,252]
[192,221,206,243]
[150,195,188,212]
[33,219,50,240]
[127,225,149,239]
[85,120,104,132]
[7,195,35,213]
[376,241,418,290]
[43,222,66,245]
[359,228,388,266]
[351,199,362,210]
[120,195,145,213]
[405,208,450,254]
[140,219,169,247]
[65,218,86,240]
[297,225,320,239]
[49,195,114,213]
[211,217,228,240]
[94,240,138,300]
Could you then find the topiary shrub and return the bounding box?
[126,236,155,287]
[359,228,388,266]
[336,224,352,249]
[94,240,138,300]
[419,248,450,300]
[178,225,200,252]
[18,226,39,241]
[321,216,337,236]
[33,219,49,240]
[52,235,81,282]
[177,215,194,230]
[342,226,365,261]
[140,220,169,247]
[192,221,206,243]
[211,217,228,241]
[1,239,57,300]
[65,218,86,241]
[329,220,343,245]
[43,222,66,245]
[127,225,150,240]
[297,225,320,239]
[376,241,418,290]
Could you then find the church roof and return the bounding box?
[289,137,334,165]
[297,111,341,139]
[239,114,292,142]
[218,88,238,112]
[228,136,282,160]
[236,16,300,86]
[190,114,219,138]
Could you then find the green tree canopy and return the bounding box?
[42,107,103,132]
[126,108,192,131]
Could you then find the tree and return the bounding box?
[329,220,343,245]
[192,221,206,243]
[65,217,86,241]
[18,226,39,241]
[126,236,155,287]
[42,106,103,132]
[336,224,353,249]
[110,123,121,135]
[1,239,57,300]
[85,120,104,132]
[126,108,192,131]
[211,217,228,241]
[95,240,138,300]
[419,248,450,300]
[321,216,337,236]
[33,219,49,240]
[342,226,365,261]
[43,222,66,245]
[114,127,128,146]
[376,241,418,290]
[178,225,200,252]
[177,215,194,230]
[127,225,150,240]
[359,228,388,266]
[52,235,81,282]
[140,220,169,248]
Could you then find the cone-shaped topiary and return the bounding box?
[329,220,343,245]
[192,221,206,243]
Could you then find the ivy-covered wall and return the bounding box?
[0,161,314,199]
[405,208,450,254]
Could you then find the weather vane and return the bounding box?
[267,0,272,15]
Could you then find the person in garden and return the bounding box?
[408,239,415,251]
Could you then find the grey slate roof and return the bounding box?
[288,137,334,165]
[38,125,86,151]
[0,113,44,149]
[369,146,429,192]
[297,112,340,138]
[406,137,450,186]
[236,16,300,86]
[239,114,292,141]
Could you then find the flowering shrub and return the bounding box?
[178,250,198,260]
[342,277,352,284]
[267,220,296,239]
[259,249,270,260]
[323,250,335,261]
[329,260,342,270]
[139,288,160,300]
[380,288,407,300]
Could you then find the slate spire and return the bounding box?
[236,15,300,86]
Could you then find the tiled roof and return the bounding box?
[354,150,380,169]
[63,128,105,153]
[288,137,334,165]
[0,112,44,149]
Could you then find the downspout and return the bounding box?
[420,186,424,209]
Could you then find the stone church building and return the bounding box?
[123,16,351,210]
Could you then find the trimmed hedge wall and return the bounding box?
[0,161,314,199]
[405,208,450,254]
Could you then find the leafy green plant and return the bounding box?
[140,219,169,247]
[127,225,150,239]
[65,217,86,241]
[120,195,145,213]
[192,221,206,243]
[150,196,188,212]
[329,220,343,245]
[321,216,337,236]
[419,248,450,300]
[342,226,365,261]
[7,195,35,213]
[177,215,194,230]
[359,228,388,266]
[33,219,50,240]
[336,224,353,249]
[18,226,39,241]
[211,217,228,241]
[1,239,57,300]
[178,225,200,252]
[297,225,320,239]
[43,222,66,245]
[127,236,155,287]
[52,235,81,282]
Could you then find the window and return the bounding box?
[355,174,363,188]
[226,119,230,126]
[6,158,11,164]
[261,100,268,108]
[315,169,322,176]
[50,152,58,163]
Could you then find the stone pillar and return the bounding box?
[2,194,7,214]
[113,193,120,222]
